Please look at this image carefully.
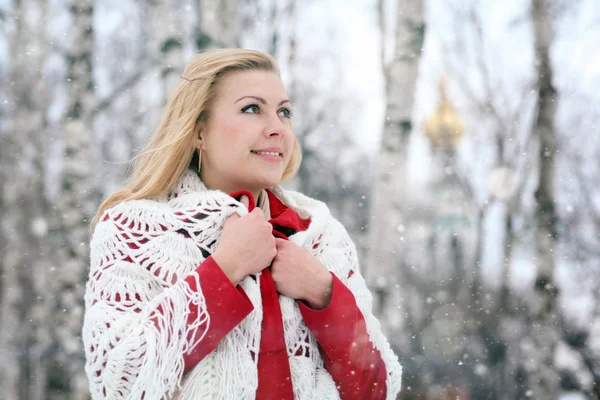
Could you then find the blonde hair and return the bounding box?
[91,48,302,230]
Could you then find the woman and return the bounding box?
[83,48,402,400]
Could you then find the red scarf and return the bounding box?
[229,190,310,400]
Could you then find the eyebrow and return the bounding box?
[235,96,291,107]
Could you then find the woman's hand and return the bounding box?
[271,238,333,309]
[213,195,277,285]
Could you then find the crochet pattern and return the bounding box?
[83,169,402,399]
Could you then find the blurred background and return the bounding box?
[1,0,599,399]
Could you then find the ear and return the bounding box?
[194,121,204,149]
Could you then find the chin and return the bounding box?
[255,174,283,188]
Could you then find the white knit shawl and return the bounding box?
[83,169,402,399]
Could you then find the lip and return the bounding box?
[251,148,283,163]
[251,147,283,154]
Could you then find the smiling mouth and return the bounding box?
[251,150,283,157]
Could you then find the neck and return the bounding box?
[199,172,261,202]
[248,189,261,202]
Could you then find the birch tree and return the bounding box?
[525,0,561,396]
[45,1,96,397]
[198,0,243,48]
[148,0,187,102]
[0,1,51,398]
[0,0,46,396]
[367,0,425,326]
[433,0,576,397]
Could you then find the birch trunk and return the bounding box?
[198,0,241,48]
[29,1,97,398]
[527,0,560,396]
[0,1,50,398]
[148,0,186,102]
[367,0,424,321]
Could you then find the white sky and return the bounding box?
[290,0,385,154]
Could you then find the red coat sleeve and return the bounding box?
[298,273,387,400]
[182,256,254,372]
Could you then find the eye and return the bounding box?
[242,104,260,114]
[279,108,294,119]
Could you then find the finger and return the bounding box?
[275,237,287,248]
[271,249,279,263]
[227,212,241,221]
[239,194,250,209]
[276,237,289,244]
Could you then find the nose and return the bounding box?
[263,112,289,137]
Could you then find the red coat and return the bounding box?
[177,190,387,399]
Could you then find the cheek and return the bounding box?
[217,120,254,153]
[285,133,296,161]
[219,119,245,140]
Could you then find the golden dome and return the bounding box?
[423,78,464,151]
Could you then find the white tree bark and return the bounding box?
[46,1,96,397]
[0,1,50,398]
[526,0,561,397]
[198,0,242,48]
[367,0,424,324]
[148,0,187,102]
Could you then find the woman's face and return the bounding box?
[198,70,295,196]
